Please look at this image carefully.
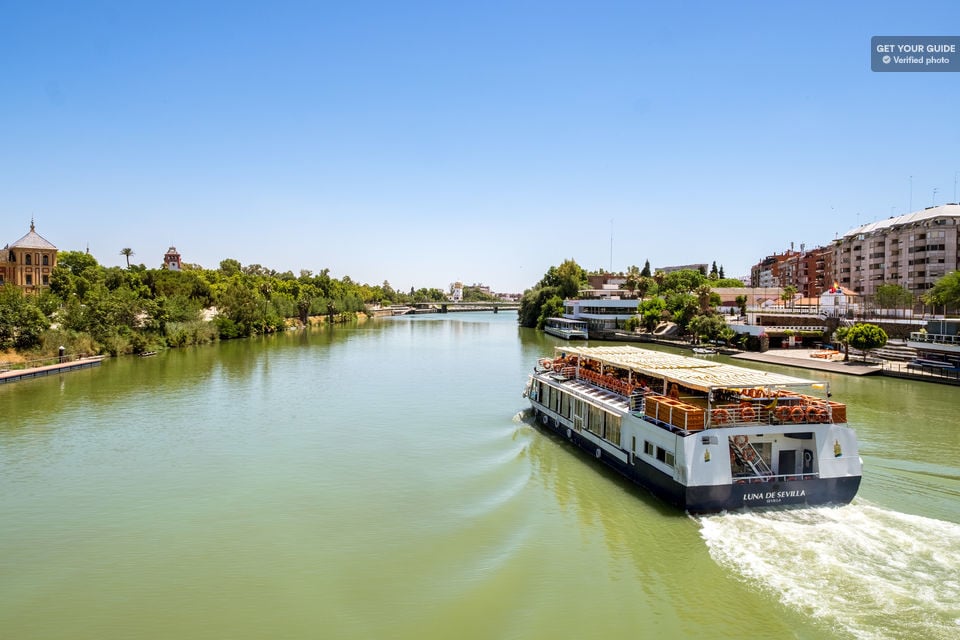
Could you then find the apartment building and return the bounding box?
[750,248,832,298]
[833,204,960,298]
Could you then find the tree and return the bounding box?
[0,285,49,350]
[652,270,665,294]
[833,326,851,362]
[219,258,242,277]
[695,284,715,314]
[635,276,652,300]
[624,265,641,293]
[120,247,135,268]
[538,259,586,298]
[56,250,99,276]
[638,297,666,332]
[781,285,798,309]
[735,294,748,317]
[661,269,706,294]
[688,313,727,343]
[874,283,913,317]
[536,295,564,330]
[519,286,560,328]
[846,323,888,362]
[665,292,699,333]
[709,261,719,279]
[640,260,651,278]
[923,271,960,313]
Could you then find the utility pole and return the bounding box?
[609,219,613,272]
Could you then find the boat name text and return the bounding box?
[744,489,806,503]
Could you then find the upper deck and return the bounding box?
[538,345,845,432]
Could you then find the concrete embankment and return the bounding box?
[729,350,882,376]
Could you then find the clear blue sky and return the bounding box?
[2,1,959,293]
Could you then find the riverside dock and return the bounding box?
[0,356,106,385]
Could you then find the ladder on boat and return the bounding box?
[731,437,774,477]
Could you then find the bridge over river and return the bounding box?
[370,302,520,316]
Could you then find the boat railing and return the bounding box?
[708,399,844,427]
[576,368,636,396]
[734,472,819,483]
[909,331,960,345]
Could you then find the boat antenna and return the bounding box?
[609,218,613,272]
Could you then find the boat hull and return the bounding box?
[531,408,860,514]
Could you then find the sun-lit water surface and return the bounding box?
[1,313,957,639]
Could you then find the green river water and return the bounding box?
[1,313,958,640]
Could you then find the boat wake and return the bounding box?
[698,502,960,640]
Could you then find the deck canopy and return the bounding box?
[554,345,825,394]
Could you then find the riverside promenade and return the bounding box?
[0,356,106,384]
[731,348,883,376]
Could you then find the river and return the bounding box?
[1,313,958,639]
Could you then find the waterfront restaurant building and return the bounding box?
[0,222,58,293]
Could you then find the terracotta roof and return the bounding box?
[10,224,57,251]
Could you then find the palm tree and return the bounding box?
[695,284,714,314]
[781,285,798,309]
[833,326,851,362]
[120,247,135,268]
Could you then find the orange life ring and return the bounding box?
[775,405,791,421]
[806,406,821,422]
[713,408,730,424]
[791,406,805,423]
[743,447,756,462]
[741,406,756,421]
[732,434,748,447]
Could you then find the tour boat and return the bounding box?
[543,317,589,340]
[523,345,862,513]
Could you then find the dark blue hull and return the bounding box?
[532,408,861,514]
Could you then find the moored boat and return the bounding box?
[543,317,589,340]
[524,345,862,513]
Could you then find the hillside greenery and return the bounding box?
[0,252,452,358]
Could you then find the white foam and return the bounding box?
[698,502,960,639]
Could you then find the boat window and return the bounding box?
[606,415,621,446]
[656,447,675,467]
[587,404,604,438]
[644,441,654,456]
